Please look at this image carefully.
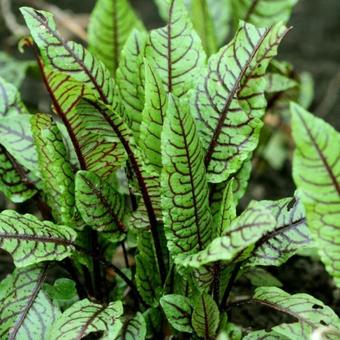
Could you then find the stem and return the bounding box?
[62,258,87,299]
[121,242,129,269]
[220,262,241,310]
[90,229,104,302]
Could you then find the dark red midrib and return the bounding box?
[31,10,109,105]
[204,27,272,168]
[86,100,166,283]
[245,0,260,22]
[176,101,203,249]
[167,0,175,93]
[8,264,49,340]
[298,112,340,196]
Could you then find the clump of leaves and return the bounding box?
[0,0,339,339]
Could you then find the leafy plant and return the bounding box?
[0,0,339,339]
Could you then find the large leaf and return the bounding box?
[0,265,60,340]
[180,201,276,268]
[75,170,125,233]
[116,30,147,137]
[253,287,340,340]
[247,196,311,266]
[193,22,288,183]
[88,0,143,73]
[192,293,220,338]
[0,210,76,267]
[115,312,146,340]
[31,113,75,225]
[291,103,340,287]
[146,0,206,97]
[20,7,115,105]
[48,299,123,340]
[232,0,298,27]
[140,61,168,172]
[160,294,193,333]
[161,95,212,257]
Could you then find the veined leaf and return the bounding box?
[243,329,289,339]
[243,267,283,288]
[75,170,125,233]
[160,294,193,333]
[0,264,60,340]
[140,60,168,172]
[291,103,340,287]
[180,201,276,268]
[48,299,123,340]
[116,30,147,137]
[88,0,144,73]
[265,73,298,93]
[0,77,28,117]
[20,7,115,105]
[247,196,312,267]
[31,113,75,225]
[0,210,76,267]
[115,312,146,340]
[161,95,212,257]
[193,21,288,183]
[146,0,206,97]
[192,293,220,338]
[253,287,340,340]
[232,0,298,27]
[0,145,36,203]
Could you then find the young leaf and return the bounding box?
[247,196,312,267]
[116,30,147,137]
[0,210,76,267]
[48,299,123,340]
[291,103,340,287]
[180,201,276,268]
[115,312,146,340]
[20,7,115,105]
[265,73,298,93]
[31,113,75,225]
[192,293,220,338]
[161,95,212,257]
[140,60,168,172]
[243,267,283,288]
[232,0,298,27]
[146,0,206,97]
[243,329,289,339]
[253,287,340,339]
[0,264,60,340]
[75,170,125,233]
[193,22,288,183]
[88,0,144,73]
[160,294,193,333]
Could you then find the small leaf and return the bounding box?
[44,278,77,302]
[160,294,193,333]
[192,293,220,338]
[265,73,298,93]
[0,210,76,267]
[243,267,283,287]
[75,170,125,233]
[243,329,289,339]
[0,264,60,340]
[48,299,123,340]
[115,312,146,340]
[291,103,340,287]
[161,95,212,257]
[146,0,206,97]
[88,0,144,73]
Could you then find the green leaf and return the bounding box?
[291,103,340,287]
[0,264,60,340]
[44,278,77,302]
[88,0,144,73]
[146,0,206,97]
[161,95,212,257]
[160,294,193,333]
[192,293,220,338]
[232,0,298,27]
[20,7,115,105]
[48,299,123,340]
[115,312,146,340]
[140,60,168,172]
[243,329,289,339]
[247,196,311,267]
[243,267,283,287]
[253,287,340,340]
[116,30,147,137]
[0,145,37,203]
[180,201,276,268]
[265,73,298,93]
[31,113,75,225]
[192,21,288,183]
[0,210,76,267]
[75,170,125,233]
